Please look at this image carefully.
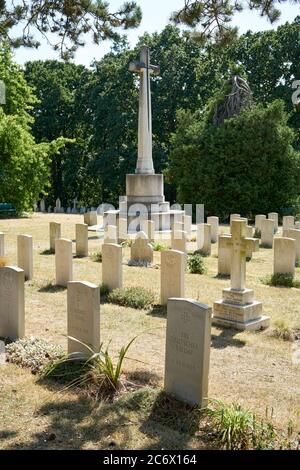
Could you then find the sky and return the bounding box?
[12,0,300,67]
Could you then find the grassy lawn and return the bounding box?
[0,213,299,450]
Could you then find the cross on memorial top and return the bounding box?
[223,220,259,290]
[129,46,160,175]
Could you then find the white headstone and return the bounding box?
[286,229,300,263]
[161,250,185,306]
[282,216,295,231]
[164,298,212,407]
[102,243,123,291]
[218,234,231,276]
[261,219,275,248]
[84,211,97,227]
[49,222,61,253]
[274,238,296,276]
[104,225,118,244]
[76,223,88,257]
[197,224,211,256]
[67,281,100,357]
[55,238,73,287]
[172,230,187,254]
[184,215,192,240]
[255,215,266,235]
[268,212,278,233]
[207,217,219,244]
[131,231,153,263]
[0,266,25,340]
[17,235,33,281]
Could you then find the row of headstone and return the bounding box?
[0,232,33,281]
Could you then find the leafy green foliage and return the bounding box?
[107,287,155,310]
[0,1,142,60]
[91,251,102,263]
[100,283,109,297]
[188,253,207,274]
[262,273,300,288]
[169,99,300,218]
[0,45,68,212]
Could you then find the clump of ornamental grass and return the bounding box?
[271,320,298,342]
[151,242,166,252]
[42,337,136,399]
[6,337,64,374]
[207,400,276,450]
[107,287,155,310]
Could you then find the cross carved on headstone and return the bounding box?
[129,46,160,175]
[223,220,259,290]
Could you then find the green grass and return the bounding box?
[107,287,155,310]
[90,251,102,263]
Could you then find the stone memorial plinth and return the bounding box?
[207,217,219,244]
[55,238,73,287]
[0,266,25,340]
[76,223,88,257]
[17,234,33,281]
[274,238,296,276]
[197,224,211,256]
[164,298,212,407]
[261,219,275,248]
[102,243,123,291]
[67,281,100,357]
[131,231,153,263]
[213,220,269,331]
[49,222,61,253]
[161,250,185,306]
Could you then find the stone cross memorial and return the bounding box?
[129,45,160,175]
[164,298,212,407]
[67,281,100,357]
[0,266,25,340]
[213,220,270,331]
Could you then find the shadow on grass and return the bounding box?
[147,305,167,318]
[211,327,246,349]
[40,249,54,256]
[0,430,18,440]
[38,283,66,293]
[214,273,230,280]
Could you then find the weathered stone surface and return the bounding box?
[268,212,278,232]
[197,224,211,256]
[131,231,153,263]
[0,266,25,340]
[67,281,100,357]
[261,219,275,248]
[49,222,61,253]
[286,229,300,263]
[184,215,192,240]
[164,298,212,407]
[104,225,118,244]
[118,218,128,243]
[255,215,266,235]
[76,223,88,257]
[55,238,73,287]
[102,243,123,291]
[171,230,187,254]
[84,211,98,227]
[207,217,219,244]
[282,216,295,232]
[141,219,155,242]
[17,235,33,281]
[161,250,185,306]
[274,237,296,275]
[218,235,231,276]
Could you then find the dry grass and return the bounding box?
[0,214,299,450]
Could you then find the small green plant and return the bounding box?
[208,400,276,450]
[296,260,300,268]
[108,287,155,310]
[262,273,300,288]
[121,239,133,248]
[100,283,110,297]
[151,242,166,252]
[91,251,102,263]
[188,253,207,274]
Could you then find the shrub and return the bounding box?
[208,400,276,450]
[262,273,300,288]
[91,251,102,263]
[188,253,207,274]
[100,283,109,297]
[107,287,155,310]
[152,242,166,252]
[6,337,64,374]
